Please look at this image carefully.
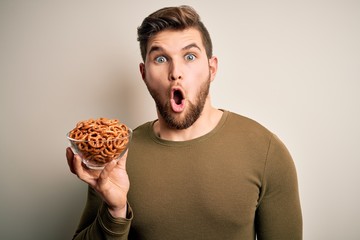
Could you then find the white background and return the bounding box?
[0,1,359,239]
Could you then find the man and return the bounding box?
[66,5,302,239]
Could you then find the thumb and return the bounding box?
[116,150,128,170]
[98,160,117,185]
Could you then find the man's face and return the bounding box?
[140,28,217,129]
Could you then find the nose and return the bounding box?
[168,61,182,81]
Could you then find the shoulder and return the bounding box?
[212,110,277,154]
[223,110,273,139]
[133,121,152,133]
[130,120,156,144]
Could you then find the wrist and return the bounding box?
[108,204,127,219]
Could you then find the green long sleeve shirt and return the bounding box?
[73,110,302,239]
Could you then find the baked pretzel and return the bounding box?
[68,118,130,164]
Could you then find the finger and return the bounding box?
[66,147,76,174]
[72,154,87,180]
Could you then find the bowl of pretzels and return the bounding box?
[66,117,132,170]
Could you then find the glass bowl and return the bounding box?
[67,128,132,170]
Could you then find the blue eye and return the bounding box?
[155,56,167,63]
[185,54,196,61]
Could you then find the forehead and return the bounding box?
[147,28,204,53]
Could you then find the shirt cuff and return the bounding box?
[97,202,133,236]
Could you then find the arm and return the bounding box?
[255,134,303,240]
[66,147,133,239]
[72,187,133,240]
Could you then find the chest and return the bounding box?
[127,143,265,238]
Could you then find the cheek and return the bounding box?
[192,61,210,77]
[144,68,168,95]
[192,67,211,95]
[145,65,167,84]
[188,63,210,83]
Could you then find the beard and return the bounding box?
[146,74,211,130]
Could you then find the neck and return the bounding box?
[154,105,223,141]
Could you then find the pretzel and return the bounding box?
[68,117,130,165]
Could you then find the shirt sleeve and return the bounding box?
[255,134,303,240]
[72,186,133,240]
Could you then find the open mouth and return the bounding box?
[170,88,186,112]
[173,89,184,105]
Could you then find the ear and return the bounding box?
[139,63,146,81]
[208,56,218,82]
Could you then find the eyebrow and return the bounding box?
[148,43,202,55]
[183,43,201,52]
